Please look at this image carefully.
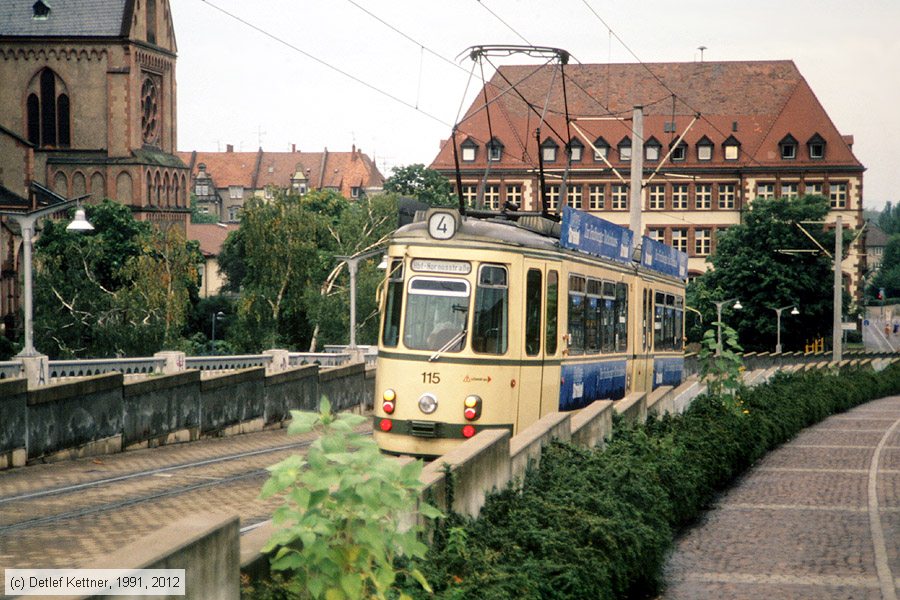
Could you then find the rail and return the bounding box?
[184,354,272,372]
[0,361,23,380]
[49,357,166,379]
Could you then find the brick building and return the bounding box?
[0,0,189,335]
[178,145,385,222]
[429,60,864,291]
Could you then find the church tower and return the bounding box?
[0,0,189,225]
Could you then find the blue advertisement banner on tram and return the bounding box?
[640,236,689,280]
[559,359,627,411]
[653,356,685,389]
[560,207,633,264]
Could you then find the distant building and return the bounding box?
[429,60,865,295]
[0,0,189,338]
[186,222,239,297]
[865,221,889,274]
[178,145,385,222]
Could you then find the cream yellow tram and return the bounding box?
[374,207,686,458]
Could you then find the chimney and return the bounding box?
[351,144,357,161]
[292,143,296,153]
[226,144,234,153]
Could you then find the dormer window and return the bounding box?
[487,137,504,162]
[460,138,478,162]
[541,138,559,163]
[670,141,687,162]
[779,134,798,160]
[32,0,50,19]
[696,135,714,161]
[592,137,609,161]
[644,137,661,161]
[723,135,741,160]
[567,138,584,162]
[617,137,632,162]
[807,133,826,159]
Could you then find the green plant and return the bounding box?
[698,323,744,398]
[260,398,441,599]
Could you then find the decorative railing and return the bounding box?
[49,357,166,380]
[289,352,351,367]
[184,354,272,372]
[0,361,23,380]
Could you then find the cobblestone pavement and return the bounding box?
[0,422,372,595]
[663,396,900,600]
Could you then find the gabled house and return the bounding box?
[178,145,385,222]
[430,60,865,295]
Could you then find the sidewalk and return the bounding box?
[663,396,900,599]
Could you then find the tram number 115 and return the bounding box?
[421,372,441,384]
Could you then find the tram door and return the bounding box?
[631,286,655,392]
[516,261,548,431]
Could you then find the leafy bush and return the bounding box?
[251,398,441,600]
[407,363,900,599]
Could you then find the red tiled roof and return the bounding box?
[177,147,384,199]
[186,222,239,257]
[430,60,862,171]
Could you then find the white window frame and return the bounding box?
[695,184,712,209]
[649,185,665,210]
[672,184,689,210]
[588,184,605,210]
[719,183,736,209]
[611,184,628,210]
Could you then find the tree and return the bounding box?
[688,195,849,352]
[32,200,202,358]
[190,193,218,224]
[868,234,900,301]
[219,190,398,352]
[877,202,900,235]
[383,164,454,207]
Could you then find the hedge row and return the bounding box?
[407,364,900,599]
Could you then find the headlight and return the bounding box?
[418,393,438,414]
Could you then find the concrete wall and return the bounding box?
[27,373,124,461]
[319,363,368,412]
[0,378,27,468]
[123,371,201,448]
[1,363,373,471]
[264,365,319,423]
[200,368,266,434]
[61,514,240,600]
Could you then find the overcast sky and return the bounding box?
[170,0,899,209]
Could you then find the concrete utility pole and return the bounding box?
[833,215,843,362]
[629,106,644,238]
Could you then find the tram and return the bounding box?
[373,206,686,458]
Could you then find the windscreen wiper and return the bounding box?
[429,329,467,362]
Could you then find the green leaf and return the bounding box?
[409,567,433,593]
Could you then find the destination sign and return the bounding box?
[640,236,689,280]
[560,207,633,264]
[410,259,472,274]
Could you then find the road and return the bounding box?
[0,423,370,594]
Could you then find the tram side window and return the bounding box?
[674,295,684,351]
[473,265,508,354]
[601,281,616,353]
[653,291,681,351]
[615,283,628,352]
[654,291,666,351]
[585,279,601,353]
[381,259,404,347]
[567,274,586,354]
[525,269,542,356]
[546,270,559,355]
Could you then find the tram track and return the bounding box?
[0,428,372,536]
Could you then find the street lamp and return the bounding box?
[712,298,742,355]
[210,311,225,347]
[773,305,800,354]
[0,198,93,386]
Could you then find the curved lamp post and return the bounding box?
[773,305,800,354]
[712,298,742,355]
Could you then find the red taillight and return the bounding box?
[382,401,395,414]
[464,407,477,420]
[462,424,476,438]
[379,419,393,432]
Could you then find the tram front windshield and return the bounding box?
[403,277,469,352]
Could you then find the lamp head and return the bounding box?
[66,207,94,231]
[790,306,800,315]
[733,300,743,310]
